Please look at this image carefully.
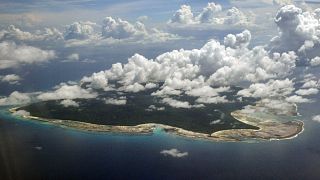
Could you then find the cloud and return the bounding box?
[65,17,180,47]
[162,97,204,109]
[195,96,229,104]
[0,74,21,84]
[0,41,56,69]
[0,25,63,42]
[169,5,195,24]
[295,88,319,96]
[230,0,293,6]
[0,91,31,106]
[269,5,320,62]
[37,84,97,101]
[12,110,30,116]
[77,30,300,108]
[66,53,79,61]
[310,57,320,66]
[237,79,295,98]
[312,115,320,122]
[224,30,251,48]
[104,96,127,105]
[285,95,311,103]
[196,2,222,23]
[146,105,165,111]
[272,0,293,5]
[302,80,319,88]
[60,99,79,107]
[160,149,188,158]
[64,21,96,40]
[101,16,179,42]
[168,3,254,26]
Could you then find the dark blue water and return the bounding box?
[1,101,320,180]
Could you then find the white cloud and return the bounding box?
[160,149,188,158]
[0,91,31,106]
[162,97,192,108]
[60,99,79,107]
[162,97,204,109]
[78,30,299,107]
[224,30,251,48]
[120,82,145,93]
[0,74,22,85]
[237,79,295,98]
[0,25,63,42]
[82,71,109,90]
[302,80,319,88]
[312,115,320,122]
[104,96,127,105]
[168,3,254,26]
[12,110,30,116]
[196,2,222,23]
[295,88,319,96]
[0,41,55,69]
[259,98,297,115]
[146,105,165,111]
[66,53,79,61]
[269,5,320,61]
[102,16,179,42]
[195,96,229,104]
[310,57,320,66]
[210,119,222,125]
[64,21,96,40]
[169,5,195,24]
[285,95,311,103]
[37,84,97,101]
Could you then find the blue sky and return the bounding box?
[0,0,231,25]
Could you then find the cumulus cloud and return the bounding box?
[310,57,320,66]
[0,74,22,84]
[161,98,190,108]
[60,99,79,107]
[302,80,319,88]
[224,30,251,48]
[0,41,55,69]
[104,96,127,105]
[237,78,295,98]
[12,110,30,116]
[168,3,254,26]
[169,5,195,24]
[66,53,79,61]
[295,88,319,96]
[64,21,96,40]
[0,91,31,106]
[285,95,311,103]
[37,84,97,101]
[197,2,222,23]
[160,149,188,158]
[101,16,179,42]
[77,30,300,108]
[146,105,165,111]
[312,115,320,122]
[269,5,320,61]
[0,25,63,42]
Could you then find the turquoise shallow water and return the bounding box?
[1,103,320,180]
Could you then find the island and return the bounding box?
[8,88,304,142]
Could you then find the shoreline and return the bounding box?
[8,107,304,142]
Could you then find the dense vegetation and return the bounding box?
[20,88,258,134]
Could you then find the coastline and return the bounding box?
[8,107,304,142]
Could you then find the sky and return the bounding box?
[0,0,320,119]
